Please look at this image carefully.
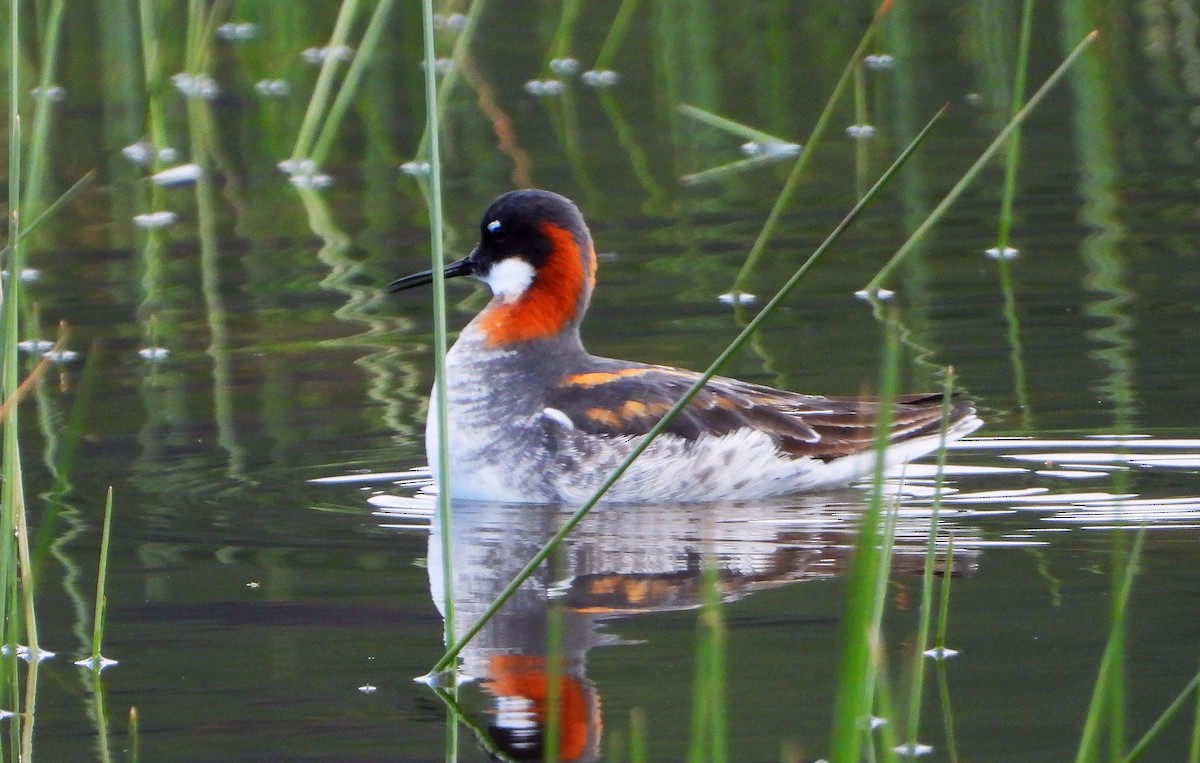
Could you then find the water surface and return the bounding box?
[8,1,1200,760]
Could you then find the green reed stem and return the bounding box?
[688,561,727,763]
[310,0,398,167]
[995,0,1034,252]
[1075,526,1146,763]
[90,666,112,763]
[416,0,488,162]
[993,0,1035,426]
[936,531,954,651]
[90,487,115,662]
[1121,669,1200,763]
[4,4,39,659]
[128,707,139,763]
[731,0,893,292]
[23,0,66,221]
[829,315,902,763]
[903,371,956,751]
[291,0,363,162]
[136,0,171,167]
[1191,667,1200,763]
[420,0,455,654]
[677,104,793,145]
[430,685,510,761]
[547,0,581,64]
[871,497,902,762]
[864,29,1098,293]
[428,105,947,677]
[3,172,95,261]
[854,63,869,199]
[630,707,648,763]
[545,597,565,763]
[593,0,641,71]
[935,656,960,763]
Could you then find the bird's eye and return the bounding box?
[486,220,507,241]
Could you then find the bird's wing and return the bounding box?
[544,363,965,461]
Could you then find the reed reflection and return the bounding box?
[426,494,978,762]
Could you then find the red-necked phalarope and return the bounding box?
[390,189,981,503]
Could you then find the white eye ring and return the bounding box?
[486,220,502,233]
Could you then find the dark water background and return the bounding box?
[6,0,1200,760]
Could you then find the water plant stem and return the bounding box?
[828,313,902,762]
[22,0,67,221]
[415,0,488,162]
[903,371,956,750]
[593,0,641,71]
[995,0,1034,252]
[1074,526,1146,763]
[629,708,647,763]
[688,561,727,763]
[1121,669,1200,762]
[428,106,947,677]
[864,29,1098,292]
[129,707,139,763]
[90,488,115,662]
[993,0,1035,425]
[545,596,565,763]
[731,0,894,292]
[310,0,398,167]
[291,0,363,163]
[1191,667,1200,763]
[935,532,955,651]
[421,0,456,653]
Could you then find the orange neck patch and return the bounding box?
[479,222,592,347]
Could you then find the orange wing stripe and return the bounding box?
[584,407,623,428]
[561,367,653,387]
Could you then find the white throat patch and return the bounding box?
[481,258,535,302]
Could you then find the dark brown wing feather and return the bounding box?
[545,363,974,462]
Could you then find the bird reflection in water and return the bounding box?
[425,494,978,762]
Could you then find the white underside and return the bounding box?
[426,393,983,503]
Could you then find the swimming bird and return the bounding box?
[390,189,981,503]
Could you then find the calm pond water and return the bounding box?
[6,0,1200,760]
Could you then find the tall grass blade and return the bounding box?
[593,0,640,71]
[2,171,96,259]
[1,0,22,720]
[428,106,947,677]
[22,0,67,221]
[688,560,727,763]
[731,0,894,291]
[630,707,647,763]
[935,532,955,652]
[1192,670,1200,763]
[1074,527,1146,763]
[428,685,510,761]
[828,314,902,762]
[310,0,399,167]
[420,0,456,657]
[935,658,960,763]
[415,0,488,162]
[128,707,139,763]
[90,488,115,663]
[1120,669,1200,762]
[903,371,956,750]
[853,63,869,198]
[0,353,55,424]
[995,0,1035,252]
[993,0,1035,426]
[290,0,363,162]
[864,30,1099,292]
[545,595,565,763]
[678,104,794,145]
